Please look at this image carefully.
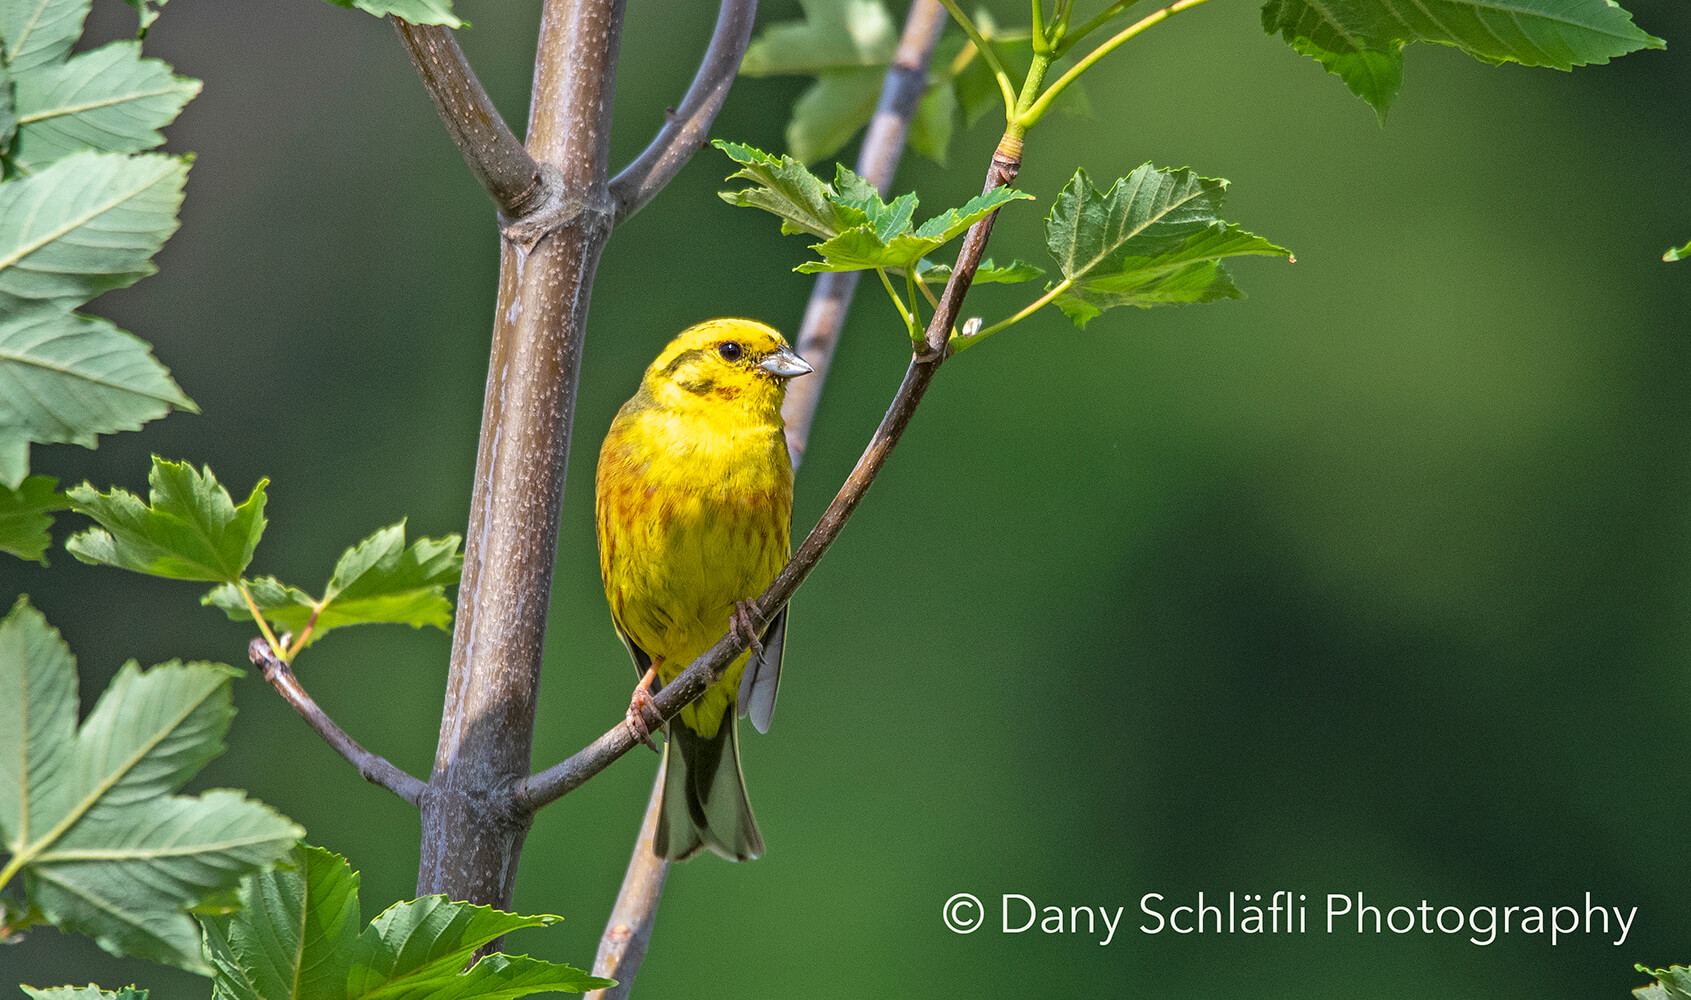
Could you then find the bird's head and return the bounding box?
[642,318,813,416]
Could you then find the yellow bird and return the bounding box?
[596,318,812,861]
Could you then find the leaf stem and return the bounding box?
[877,267,919,341]
[959,276,1073,347]
[935,0,1018,120]
[285,604,324,661]
[1055,0,1146,56]
[0,855,23,895]
[1031,0,1050,52]
[1021,0,1216,127]
[237,583,287,665]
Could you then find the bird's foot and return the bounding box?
[625,665,664,754]
[731,600,764,659]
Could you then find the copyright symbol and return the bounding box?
[943,892,984,934]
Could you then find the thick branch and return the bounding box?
[248,639,427,806]
[416,0,625,910]
[608,0,759,224]
[392,20,548,220]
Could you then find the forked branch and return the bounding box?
[609,0,761,223]
[391,20,548,220]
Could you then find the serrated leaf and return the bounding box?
[21,987,149,1000]
[0,598,302,973]
[1636,966,1691,1000]
[349,896,611,1000]
[202,522,463,645]
[0,305,195,489]
[0,150,187,312]
[203,844,361,1000]
[9,41,200,170]
[918,257,1043,284]
[65,457,266,583]
[1261,0,1664,121]
[714,140,858,239]
[321,0,463,28]
[799,186,1033,273]
[1665,240,1690,263]
[0,474,67,563]
[122,0,168,36]
[0,0,91,75]
[207,845,612,1000]
[740,0,896,77]
[1045,166,1290,329]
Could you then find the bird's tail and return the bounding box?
[656,714,764,861]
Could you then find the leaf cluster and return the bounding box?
[716,142,1289,347]
[63,457,463,655]
[0,598,302,972]
[0,0,198,556]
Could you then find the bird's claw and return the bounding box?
[731,600,764,659]
[625,666,663,754]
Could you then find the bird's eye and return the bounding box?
[718,341,743,362]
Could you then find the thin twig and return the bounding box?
[608,0,760,224]
[247,638,427,806]
[391,20,549,220]
[584,772,670,1000]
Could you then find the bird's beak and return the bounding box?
[758,346,814,379]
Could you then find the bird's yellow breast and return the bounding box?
[596,387,792,735]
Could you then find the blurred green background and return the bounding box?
[5,0,1690,996]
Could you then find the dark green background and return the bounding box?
[5,0,1690,995]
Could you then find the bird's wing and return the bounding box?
[737,604,785,734]
[614,620,654,680]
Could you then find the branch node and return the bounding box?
[500,164,613,252]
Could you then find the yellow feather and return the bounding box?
[596,318,795,738]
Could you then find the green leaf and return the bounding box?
[1636,965,1691,1000]
[917,257,1044,284]
[0,0,91,75]
[714,140,859,239]
[122,0,168,36]
[0,59,16,154]
[799,186,1033,273]
[908,75,956,166]
[65,457,267,583]
[9,41,200,170]
[783,67,884,166]
[0,305,195,489]
[349,897,611,999]
[0,474,67,563]
[21,987,149,1000]
[320,0,463,28]
[1665,239,1690,263]
[0,150,188,312]
[739,0,968,164]
[202,522,464,645]
[740,0,896,76]
[206,845,613,1000]
[202,845,361,1000]
[0,598,302,973]
[1045,166,1291,328]
[1261,0,1665,121]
